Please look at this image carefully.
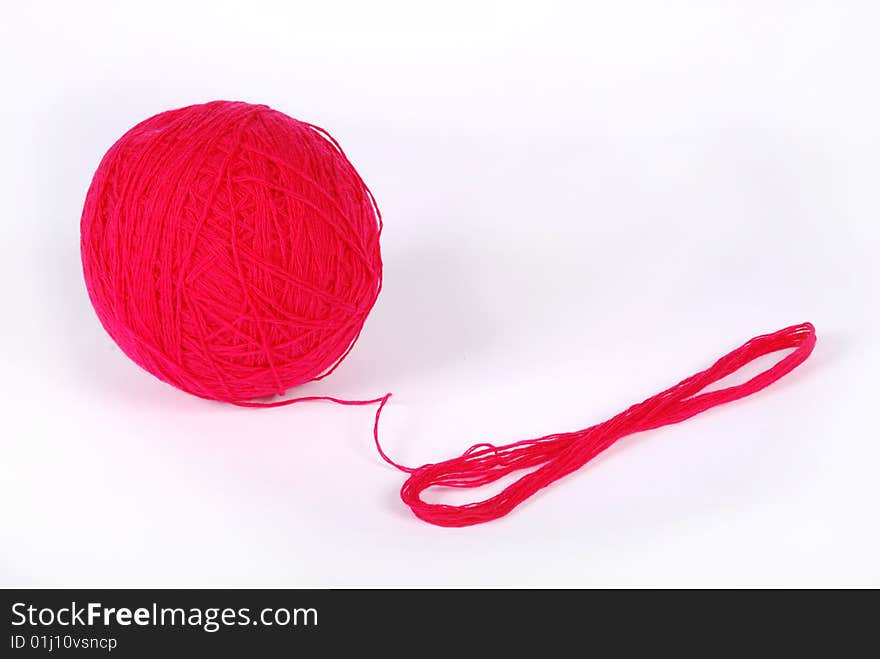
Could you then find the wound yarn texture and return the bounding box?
[81,100,817,528]
[81,101,383,402]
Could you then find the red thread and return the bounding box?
[81,101,816,528]
[375,322,815,527]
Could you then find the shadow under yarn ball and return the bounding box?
[80,100,383,403]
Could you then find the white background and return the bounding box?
[1,1,877,587]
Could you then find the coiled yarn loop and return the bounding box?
[377,323,816,527]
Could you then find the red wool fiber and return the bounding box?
[81,100,816,528]
[81,100,383,403]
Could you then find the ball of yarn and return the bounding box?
[81,101,383,402]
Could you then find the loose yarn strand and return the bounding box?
[374,322,816,527]
[233,393,391,410]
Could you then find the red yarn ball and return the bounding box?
[81,101,383,403]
